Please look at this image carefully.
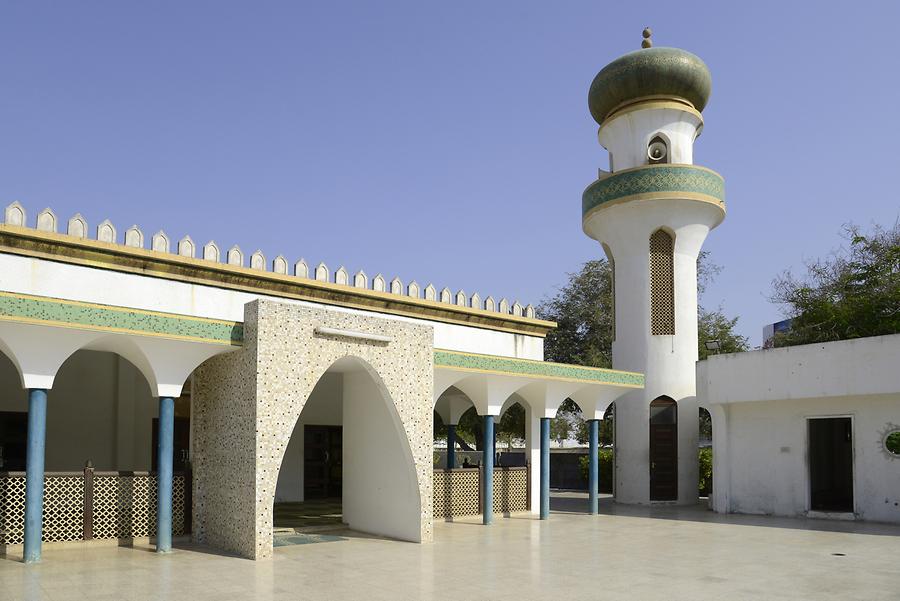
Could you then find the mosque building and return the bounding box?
[0,30,896,564]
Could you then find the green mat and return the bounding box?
[273,532,346,547]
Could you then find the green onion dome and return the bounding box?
[588,46,712,126]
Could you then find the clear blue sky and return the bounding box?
[2,2,898,346]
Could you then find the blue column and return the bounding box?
[540,417,550,520]
[24,388,47,564]
[588,419,599,514]
[482,415,494,525]
[446,424,457,469]
[156,396,175,553]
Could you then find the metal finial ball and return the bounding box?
[641,39,652,48]
[642,27,652,39]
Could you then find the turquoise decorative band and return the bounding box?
[0,292,243,345]
[0,292,638,385]
[582,164,725,217]
[434,349,644,387]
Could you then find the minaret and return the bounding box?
[582,29,725,505]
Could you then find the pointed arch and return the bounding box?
[272,354,422,542]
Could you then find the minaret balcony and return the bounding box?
[582,164,725,220]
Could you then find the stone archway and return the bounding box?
[191,299,434,559]
[272,355,423,542]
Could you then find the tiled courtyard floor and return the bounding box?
[2,493,898,601]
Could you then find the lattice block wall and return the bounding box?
[0,476,84,545]
[0,474,186,545]
[432,468,528,519]
[432,469,480,519]
[44,476,85,542]
[492,468,528,514]
[0,476,26,545]
[93,475,186,539]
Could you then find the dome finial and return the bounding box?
[642,27,652,49]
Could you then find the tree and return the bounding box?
[456,407,482,451]
[539,252,747,367]
[771,222,900,346]
[549,411,572,445]
[539,259,614,368]
[537,252,747,447]
[698,306,750,360]
[497,403,525,451]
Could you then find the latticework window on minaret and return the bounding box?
[649,229,675,335]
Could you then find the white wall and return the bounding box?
[274,373,342,503]
[342,367,422,542]
[700,334,900,524]
[0,253,544,360]
[0,349,157,471]
[598,106,702,170]
[585,198,721,505]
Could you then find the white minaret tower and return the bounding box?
[582,29,725,505]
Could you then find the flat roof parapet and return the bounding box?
[1,202,554,337]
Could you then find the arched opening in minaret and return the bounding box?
[649,396,678,501]
[699,406,713,498]
[647,134,670,164]
[649,229,675,335]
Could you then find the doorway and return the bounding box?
[273,357,422,543]
[0,411,27,471]
[808,417,854,513]
[304,425,342,499]
[649,396,678,501]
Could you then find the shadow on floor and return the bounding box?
[549,491,900,537]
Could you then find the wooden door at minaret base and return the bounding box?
[649,397,678,501]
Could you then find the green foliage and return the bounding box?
[540,253,747,369]
[885,431,900,455]
[699,407,712,441]
[498,403,526,450]
[536,253,744,451]
[456,407,482,450]
[698,447,713,495]
[577,449,615,493]
[771,222,900,346]
[550,410,573,444]
[698,306,750,359]
[437,404,527,452]
[538,260,613,368]
[579,448,714,495]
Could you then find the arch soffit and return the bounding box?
[434,370,633,419]
[0,337,26,389]
[434,385,475,425]
[271,353,422,515]
[0,323,234,395]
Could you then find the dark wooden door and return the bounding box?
[809,417,853,512]
[0,411,27,471]
[649,397,678,501]
[152,417,191,472]
[304,425,342,499]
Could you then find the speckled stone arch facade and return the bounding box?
[192,299,434,560]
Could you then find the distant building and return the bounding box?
[763,318,793,347]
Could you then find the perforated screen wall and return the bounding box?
[649,229,675,335]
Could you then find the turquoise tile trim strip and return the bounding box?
[433,349,644,387]
[582,164,725,217]
[0,292,243,346]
